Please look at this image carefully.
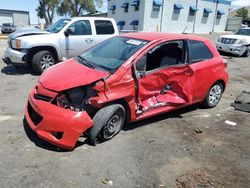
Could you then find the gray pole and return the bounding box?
[212,0,219,32]
[160,0,165,32]
[193,0,199,33]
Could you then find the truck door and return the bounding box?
[60,20,95,59]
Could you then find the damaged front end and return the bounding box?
[25,82,103,150]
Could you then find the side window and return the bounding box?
[136,41,185,72]
[67,20,92,35]
[189,40,214,63]
[95,20,115,35]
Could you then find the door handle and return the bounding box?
[85,38,93,43]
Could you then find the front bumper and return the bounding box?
[216,42,246,56]
[25,89,94,150]
[3,47,26,65]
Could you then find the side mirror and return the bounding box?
[64,28,73,37]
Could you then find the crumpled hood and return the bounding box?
[9,27,49,39]
[39,58,110,92]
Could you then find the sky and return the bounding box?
[0,0,250,24]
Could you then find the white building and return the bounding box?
[107,0,231,33]
[0,9,30,27]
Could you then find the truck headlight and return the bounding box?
[237,39,246,45]
[11,39,21,49]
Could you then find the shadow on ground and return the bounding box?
[1,65,38,75]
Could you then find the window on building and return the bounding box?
[189,6,198,16]
[152,0,163,11]
[121,3,129,13]
[203,8,212,18]
[188,40,214,63]
[136,41,185,72]
[109,5,116,14]
[130,20,139,31]
[131,0,140,11]
[67,20,92,35]
[117,21,125,31]
[173,3,183,14]
[217,9,225,19]
[95,20,115,35]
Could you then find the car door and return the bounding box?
[134,40,195,114]
[60,20,95,59]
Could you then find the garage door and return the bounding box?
[0,13,13,25]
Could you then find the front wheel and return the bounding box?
[32,50,56,74]
[202,82,223,108]
[88,104,125,146]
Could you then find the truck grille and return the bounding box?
[27,102,43,126]
[221,38,237,44]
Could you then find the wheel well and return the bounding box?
[26,46,59,64]
[215,80,225,92]
[105,99,131,123]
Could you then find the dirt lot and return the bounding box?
[0,34,249,188]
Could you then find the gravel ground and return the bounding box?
[0,33,249,188]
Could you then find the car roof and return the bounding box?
[121,32,208,42]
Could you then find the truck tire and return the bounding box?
[242,49,250,57]
[32,50,56,74]
[202,82,223,108]
[88,104,125,146]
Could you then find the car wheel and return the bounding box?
[242,49,250,57]
[202,82,223,108]
[32,50,56,74]
[88,104,125,146]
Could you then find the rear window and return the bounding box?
[189,40,214,63]
[95,20,115,35]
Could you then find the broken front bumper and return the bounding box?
[216,42,247,56]
[3,47,26,65]
[25,89,94,150]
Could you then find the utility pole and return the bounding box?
[160,0,165,32]
[193,0,199,33]
[212,0,219,32]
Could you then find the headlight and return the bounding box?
[217,38,221,42]
[11,39,21,49]
[237,39,246,45]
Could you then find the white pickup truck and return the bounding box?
[3,17,118,73]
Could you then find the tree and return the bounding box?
[58,0,103,17]
[36,0,60,25]
[236,7,249,20]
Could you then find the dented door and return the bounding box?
[134,40,195,114]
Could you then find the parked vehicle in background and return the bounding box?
[25,32,229,150]
[2,17,118,74]
[216,28,250,57]
[1,23,16,34]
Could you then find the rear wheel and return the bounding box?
[202,82,223,108]
[32,50,56,74]
[88,104,125,146]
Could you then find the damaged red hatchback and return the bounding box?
[25,32,229,150]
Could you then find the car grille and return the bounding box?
[27,102,43,126]
[220,38,237,44]
[34,94,52,102]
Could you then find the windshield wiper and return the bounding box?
[77,56,95,69]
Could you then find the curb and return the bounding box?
[0,35,8,40]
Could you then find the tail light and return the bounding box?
[223,59,228,68]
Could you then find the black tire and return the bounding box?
[242,49,250,57]
[88,104,125,146]
[32,50,56,74]
[202,82,223,108]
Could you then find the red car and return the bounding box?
[25,32,229,150]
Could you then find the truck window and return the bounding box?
[68,20,92,35]
[95,20,115,35]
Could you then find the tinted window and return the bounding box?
[236,29,250,36]
[68,20,92,35]
[189,40,213,63]
[95,20,115,35]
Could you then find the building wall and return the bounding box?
[107,0,145,31]
[107,0,231,33]
[0,9,29,27]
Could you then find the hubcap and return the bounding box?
[41,54,54,70]
[208,84,222,106]
[103,114,121,139]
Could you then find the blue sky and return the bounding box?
[0,0,249,24]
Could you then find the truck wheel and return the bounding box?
[242,49,250,57]
[88,104,125,146]
[32,50,56,74]
[202,82,223,108]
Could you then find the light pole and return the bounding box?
[212,0,219,32]
[160,0,165,32]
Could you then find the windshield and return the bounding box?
[47,18,70,33]
[3,23,12,27]
[235,29,250,36]
[79,36,148,72]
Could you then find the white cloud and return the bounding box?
[231,0,250,9]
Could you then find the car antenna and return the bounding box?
[182,26,188,34]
